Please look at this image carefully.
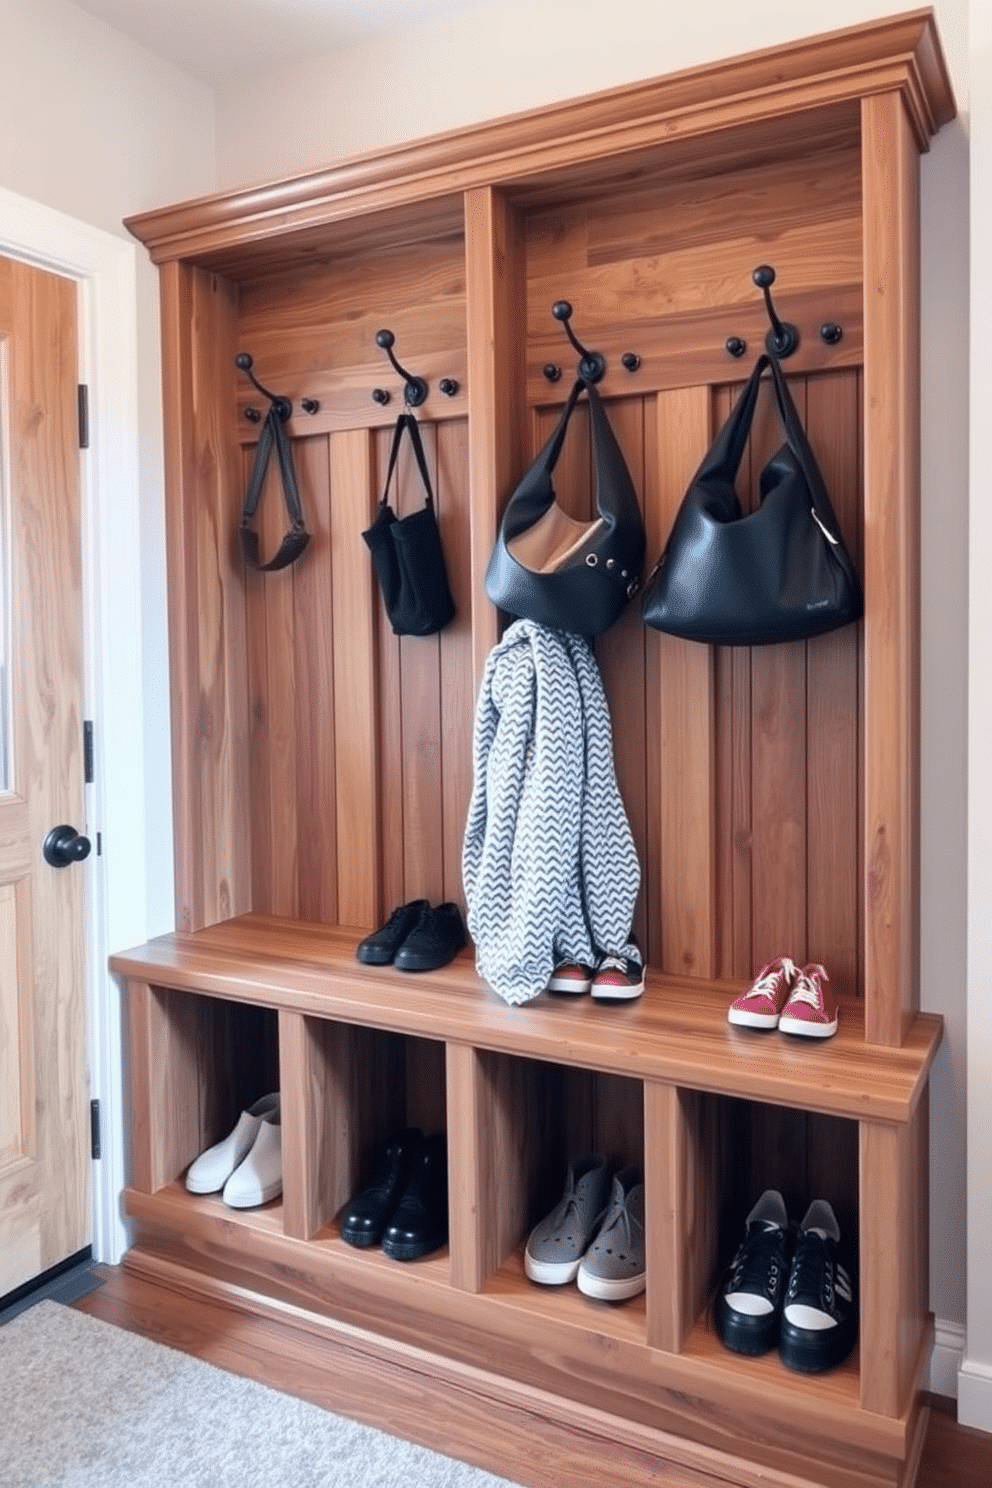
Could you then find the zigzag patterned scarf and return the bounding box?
[462,619,640,1006]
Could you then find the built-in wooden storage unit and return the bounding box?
[112,12,953,1487]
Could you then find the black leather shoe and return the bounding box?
[393,903,466,972]
[339,1128,423,1248]
[356,900,429,965]
[381,1132,448,1260]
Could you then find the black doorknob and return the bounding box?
[43,824,92,868]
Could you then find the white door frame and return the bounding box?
[0,184,151,1267]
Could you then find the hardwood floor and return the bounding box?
[72,1264,992,1488]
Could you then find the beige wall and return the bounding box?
[0,0,216,936]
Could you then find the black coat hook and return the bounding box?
[752,266,800,359]
[550,302,606,383]
[375,329,428,406]
[235,353,292,420]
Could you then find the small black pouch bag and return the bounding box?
[363,413,456,637]
[641,353,862,645]
[239,402,310,572]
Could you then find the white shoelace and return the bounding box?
[744,956,796,1000]
[787,963,829,1008]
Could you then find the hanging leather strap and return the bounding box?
[239,404,310,572]
[379,412,436,510]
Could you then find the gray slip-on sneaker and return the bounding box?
[576,1165,645,1302]
[524,1155,611,1285]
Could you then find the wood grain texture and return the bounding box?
[111,918,940,1127]
[861,91,922,1045]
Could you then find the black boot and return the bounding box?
[381,1132,448,1260]
[339,1128,423,1248]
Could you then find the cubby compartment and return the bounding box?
[279,1013,447,1251]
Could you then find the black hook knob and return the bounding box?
[371,387,391,406]
[439,378,459,397]
[301,398,320,414]
[551,301,606,383]
[43,824,91,868]
[820,322,843,346]
[543,364,562,383]
[244,406,262,422]
[375,329,428,406]
[726,336,747,359]
[620,352,641,373]
[752,266,800,359]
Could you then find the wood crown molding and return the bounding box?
[125,9,955,268]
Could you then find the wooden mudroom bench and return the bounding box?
[115,11,954,1486]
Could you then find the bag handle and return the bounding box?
[239,403,310,572]
[540,378,591,475]
[380,412,436,510]
[717,353,844,546]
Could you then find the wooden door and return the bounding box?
[0,253,90,1297]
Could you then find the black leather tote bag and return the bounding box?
[239,402,310,572]
[362,412,456,637]
[485,377,645,636]
[641,353,862,646]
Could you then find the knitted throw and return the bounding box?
[462,619,640,1006]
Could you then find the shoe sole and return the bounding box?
[590,982,644,1001]
[727,1008,780,1029]
[547,976,591,994]
[778,1016,838,1037]
[381,1232,447,1261]
[524,1251,583,1285]
[779,1316,856,1372]
[185,1175,226,1194]
[394,946,465,972]
[222,1181,282,1209]
[576,1268,646,1301]
[340,1227,382,1248]
[714,1297,779,1355]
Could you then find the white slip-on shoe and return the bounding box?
[222,1114,283,1208]
[185,1093,280,1195]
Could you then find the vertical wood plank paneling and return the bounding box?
[330,427,381,928]
[278,1008,316,1239]
[862,91,921,1045]
[373,425,406,919]
[160,263,251,931]
[748,373,809,970]
[438,418,475,909]
[446,1043,493,1292]
[397,421,445,904]
[465,187,526,692]
[596,397,648,953]
[805,371,862,998]
[294,435,338,923]
[651,387,716,979]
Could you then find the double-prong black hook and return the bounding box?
[542,302,641,384]
[236,353,292,420]
[725,265,843,360]
[374,329,428,407]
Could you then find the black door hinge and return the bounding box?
[83,720,94,784]
[78,385,89,450]
[90,1099,101,1160]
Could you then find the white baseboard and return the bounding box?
[958,1354,992,1434]
[929,1318,966,1399]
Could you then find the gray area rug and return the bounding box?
[0,1301,523,1488]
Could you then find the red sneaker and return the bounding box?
[727,956,797,1029]
[547,962,594,995]
[778,963,838,1038]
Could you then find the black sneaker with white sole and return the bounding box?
[778,1199,857,1373]
[715,1189,792,1355]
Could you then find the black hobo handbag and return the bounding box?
[642,353,863,646]
[239,402,310,572]
[485,376,646,636]
[362,412,456,637]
